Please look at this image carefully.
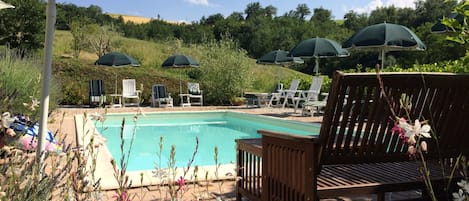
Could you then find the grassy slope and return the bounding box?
[52,30,312,105]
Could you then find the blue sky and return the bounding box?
[56,0,418,23]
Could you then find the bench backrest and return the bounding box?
[319,71,469,165]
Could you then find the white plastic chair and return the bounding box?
[122,79,140,107]
[294,76,324,112]
[187,82,203,106]
[268,79,300,108]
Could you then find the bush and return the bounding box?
[195,37,252,105]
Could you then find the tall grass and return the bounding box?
[0,48,60,118]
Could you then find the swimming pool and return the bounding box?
[95,111,320,171]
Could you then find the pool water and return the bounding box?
[96,111,320,171]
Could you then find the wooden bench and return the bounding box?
[236,71,469,201]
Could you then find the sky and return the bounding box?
[55,0,419,23]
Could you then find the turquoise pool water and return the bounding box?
[96,111,320,171]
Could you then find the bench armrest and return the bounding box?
[258,129,321,143]
[258,129,321,200]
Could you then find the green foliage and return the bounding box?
[69,17,94,58]
[195,37,252,105]
[0,49,60,119]
[441,1,469,46]
[0,0,45,54]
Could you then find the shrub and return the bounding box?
[195,37,252,105]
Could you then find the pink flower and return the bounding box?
[176,176,186,192]
[392,118,407,142]
[176,176,185,186]
[112,190,130,201]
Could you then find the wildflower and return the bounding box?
[112,190,130,201]
[23,97,39,111]
[391,118,407,142]
[1,112,14,128]
[453,189,467,201]
[407,145,417,155]
[176,176,186,191]
[397,119,431,145]
[458,179,469,193]
[89,112,105,122]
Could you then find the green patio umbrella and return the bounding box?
[343,22,426,69]
[256,50,304,65]
[289,37,349,74]
[161,54,200,94]
[431,13,464,33]
[95,52,140,67]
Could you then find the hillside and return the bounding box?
[52,30,314,105]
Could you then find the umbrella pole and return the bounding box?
[314,57,319,75]
[115,73,118,94]
[380,50,385,70]
[179,71,182,94]
[37,0,55,174]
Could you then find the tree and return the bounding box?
[85,24,119,57]
[200,13,225,26]
[295,4,311,21]
[310,8,336,37]
[369,6,398,24]
[0,0,45,55]
[343,11,368,31]
[264,5,277,18]
[245,2,263,20]
[414,0,458,27]
[69,18,94,58]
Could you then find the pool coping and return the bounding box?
[74,110,318,190]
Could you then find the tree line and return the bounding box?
[0,0,465,75]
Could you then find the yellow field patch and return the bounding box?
[109,14,152,24]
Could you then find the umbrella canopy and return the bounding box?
[161,54,200,94]
[0,0,14,9]
[161,54,200,68]
[95,52,140,67]
[256,50,303,65]
[343,22,426,69]
[431,13,464,33]
[289,37,349,74]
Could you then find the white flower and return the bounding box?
[1,112,14,128]
[398,119,432,144]
[23,97,39,111]
[453,189,467,201]
[458,179,469,193]
[89,112,105,122]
